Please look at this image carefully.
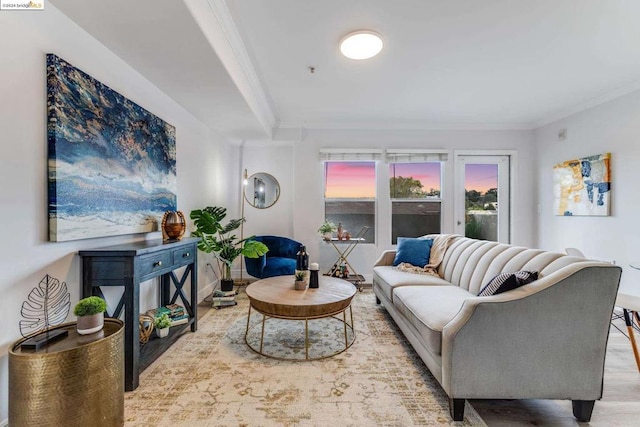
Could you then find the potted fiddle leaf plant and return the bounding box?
[190,206,269,291]
[74,296,107,335]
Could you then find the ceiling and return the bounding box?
[51,0,640,140]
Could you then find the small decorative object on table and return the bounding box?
[294,270,307,290]
[317,219,337,241]
[162,210,186,240]
[296,245,309,270]
[337,222,344,240]
[309,263,320,288]
[74,296,107,335]
[154,313,171,338]
[19,274,71,350]
[138,315,154,343]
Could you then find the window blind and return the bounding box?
[319,148,383,161]
[385,149,448,163]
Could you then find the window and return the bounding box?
[324,161,376,243]
[389,161,442,244]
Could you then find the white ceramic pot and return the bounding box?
[156,327,169,338]
[323,232,332,241]
[76,312,104,335]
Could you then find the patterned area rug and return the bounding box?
[124,290,486,426]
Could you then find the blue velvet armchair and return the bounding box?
[245,235,302,279]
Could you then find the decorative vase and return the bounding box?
[156,327,169,338]
[296,245,309,270]
[77,312,104,335]
[294,280,307,291]
[337,222,344,240]
[220,278,234,292]
[162,211,186,240]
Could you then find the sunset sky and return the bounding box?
[324,162,498,198]
[465,164,498,193]
[325,162,376,198]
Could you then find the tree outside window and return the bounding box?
[389,162,442,244]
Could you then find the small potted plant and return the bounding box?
[154,313,171,338]
[74,296,107,335]
[294,270,307,290]
[317,220,337,240]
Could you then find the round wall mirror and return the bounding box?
[244,172,280,209]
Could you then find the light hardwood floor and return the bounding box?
[471,311,640,426]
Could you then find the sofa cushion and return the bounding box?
[393,237,433,267]
[393,286,475,356]
[477,270,538,296]
[373,266,452,302]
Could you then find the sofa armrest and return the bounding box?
[440,263,621,400]
[374,250,396,267]
[245,254,266,278]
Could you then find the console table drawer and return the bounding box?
[172,247,194,265]
[139,252,172,278]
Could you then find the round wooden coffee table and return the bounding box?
[244,275,356,360]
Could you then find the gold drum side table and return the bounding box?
[9,318,124,427]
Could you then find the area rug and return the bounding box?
[124,290,486,426]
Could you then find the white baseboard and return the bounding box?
[199,279,217,303]
[1,418,7,426]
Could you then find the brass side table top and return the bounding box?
[245,275,356,360]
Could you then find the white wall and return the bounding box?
[535,89,640,293]
[240,143,294,238]
[239,128,537,281]
[0,6,230,422]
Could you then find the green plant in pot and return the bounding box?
[154,313,171,338]
[74,296,107,335]
[318,219,337,240]
[190,206,269,291]
[294,270,307,291]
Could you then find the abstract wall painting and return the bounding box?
[552,152,611,216]
[47,54,177,241]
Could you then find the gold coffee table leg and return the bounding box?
[259,313,267,353]
[305,318,310,360]
[245,304,252,337]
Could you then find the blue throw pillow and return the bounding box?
[477,271,538,296]
[393,237,433,267]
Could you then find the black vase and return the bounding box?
[296,245,309,271]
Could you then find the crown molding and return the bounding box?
[534,80,640,129]
[184,0,277,137]
[276,120,535,132]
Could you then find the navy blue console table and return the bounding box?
[79,237,199,391]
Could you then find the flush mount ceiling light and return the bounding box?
[339,31,383,60]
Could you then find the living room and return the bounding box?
[1,1,639,425]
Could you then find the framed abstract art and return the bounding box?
[47,54,177,241]
[552,152,611,216]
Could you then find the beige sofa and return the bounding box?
[372,234,622,422]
